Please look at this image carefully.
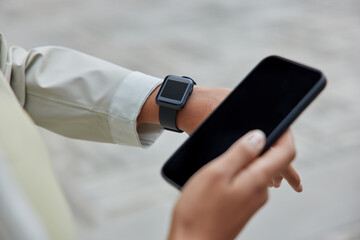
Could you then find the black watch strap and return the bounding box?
[159,106,183,133]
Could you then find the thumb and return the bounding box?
[213,130,266,178]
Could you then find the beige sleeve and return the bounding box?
[0,33,163,147]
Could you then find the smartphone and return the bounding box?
[162,55,327,190]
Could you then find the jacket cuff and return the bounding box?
[108,71,163,148]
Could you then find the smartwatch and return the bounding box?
[156,75,196,132]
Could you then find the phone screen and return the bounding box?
[162,56,325,189]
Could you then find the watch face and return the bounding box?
[161,80,189,101]
[156,76,194,109]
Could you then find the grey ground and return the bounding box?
[1,0,360,239]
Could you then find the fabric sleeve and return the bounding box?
[0,33,163,148]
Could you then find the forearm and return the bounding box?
[0,33,163,147]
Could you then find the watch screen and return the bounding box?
[161,80,188,101]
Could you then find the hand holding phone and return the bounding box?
[162,56,326,189]
[168,130,296,240]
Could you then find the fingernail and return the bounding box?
[297,184,303,192]
[247,130,265,148]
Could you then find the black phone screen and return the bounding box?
[162,56,325,188]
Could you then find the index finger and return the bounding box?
[281,164,302,192]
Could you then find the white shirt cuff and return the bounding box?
[108,71,163,148]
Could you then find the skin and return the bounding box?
[168,130,296,240]
[137,84,302,239]
[138,85,302,192]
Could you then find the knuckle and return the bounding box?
[258,189,269,206]
[287,145,296,160]
[290,147,297,160]
[257,174,269,190]
[250,168,269,190]
[206,166,226,182]
[259,166,272,182]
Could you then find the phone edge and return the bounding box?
[262,74,327,154]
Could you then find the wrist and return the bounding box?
[176,85,200,132]
[154,75,196,132]
[177,85,231,134]
[137,83,199,130]
[138,83,230,135]
[137,84,161,126]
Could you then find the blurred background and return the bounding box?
[1,0,359,239]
